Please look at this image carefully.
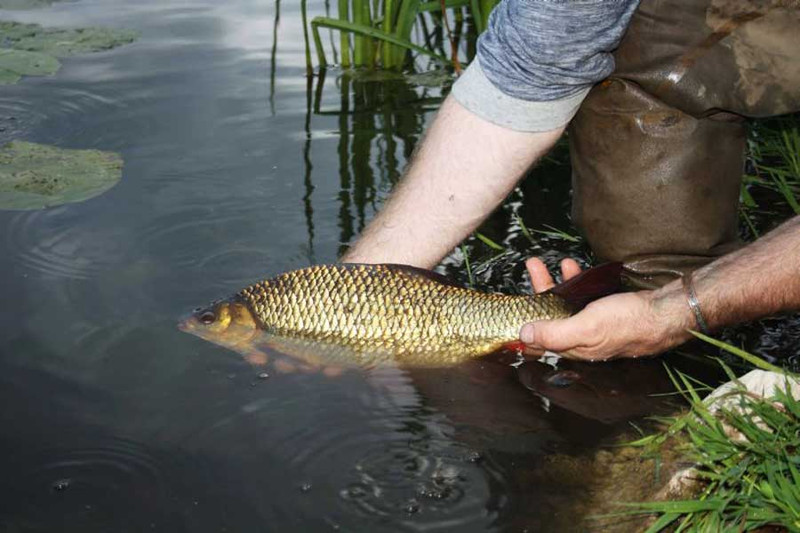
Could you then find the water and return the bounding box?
[0,1,795,531]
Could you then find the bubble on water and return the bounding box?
[51,478,71,492]
[404,499,420,515]
[464,451,483,463]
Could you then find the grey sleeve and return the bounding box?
[451,0,640,132]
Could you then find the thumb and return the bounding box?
[519,319,585,353]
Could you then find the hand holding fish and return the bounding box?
[519,258,694,360]
[521,215,800,361]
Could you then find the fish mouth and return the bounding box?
[177,313,197,333]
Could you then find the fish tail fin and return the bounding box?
[548,262,623,311]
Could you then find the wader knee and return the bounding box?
[570,80,746,289]
[569,0,800,289]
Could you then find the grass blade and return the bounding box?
[688,331,786,374]
[474,231,504,251]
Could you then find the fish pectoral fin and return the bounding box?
[322,365,345,378]
[243,347,269,366]
[273,357,298,374]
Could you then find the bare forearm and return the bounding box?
[341,95,564,268]
[521,218,800,361]
[649,216,800,338]
[693,216,800,328]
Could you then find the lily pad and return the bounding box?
[0,20,136,84]
[0,48,59,82]
[0,141,123,210]
[0,67,19,83]
[0,0,58,9]
[12,26,137,57]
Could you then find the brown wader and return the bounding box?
[569,0,800,289]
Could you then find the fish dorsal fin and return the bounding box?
[343,263,465,289]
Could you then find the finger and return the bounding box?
[520,345,545,359]
[525,257,556,293]
[560,258,582,281]
[558,348,616,362]
[519,319,591,353]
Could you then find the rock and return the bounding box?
[705,370,800,413]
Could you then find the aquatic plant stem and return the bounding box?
[440,0,462,73]
[352,0,371,66]
[479,0,497,30]
[312,17,449,65]
[468,0,483,33]
[419,0,470,10]
[338,0,351,67]
[301,0,313,74]
[382,0,395,68]
[392,0,420,67]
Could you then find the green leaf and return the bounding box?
[474,231,504,251]
[0,48,60,76]
[643,512,680,533]
[688,331,788,374]
[0,141,123,210]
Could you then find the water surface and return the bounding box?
[0,1,793,531]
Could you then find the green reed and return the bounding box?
[308,0,499,70]
[760,123,800,214]
[740,115,800,237]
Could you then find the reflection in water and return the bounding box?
[305,68,440,257]
[303,70,317,260]
[269,0,280,116]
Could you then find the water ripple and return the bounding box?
[0,86,127,144]
[1,437,199,531]
[267,373,502,531]
[3,208,131,280]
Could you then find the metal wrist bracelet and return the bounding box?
[682,273,710,335]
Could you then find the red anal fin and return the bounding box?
[548,262,623,311]
[504,341,527,353]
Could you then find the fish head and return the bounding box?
[178,297,258,349]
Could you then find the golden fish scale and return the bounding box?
[238,264,571,364]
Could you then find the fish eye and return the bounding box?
[199,311,216,325]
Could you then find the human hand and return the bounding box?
[519,258,694,361]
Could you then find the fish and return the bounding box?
[179,262,621,368]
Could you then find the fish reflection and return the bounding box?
[517,358,679,424]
